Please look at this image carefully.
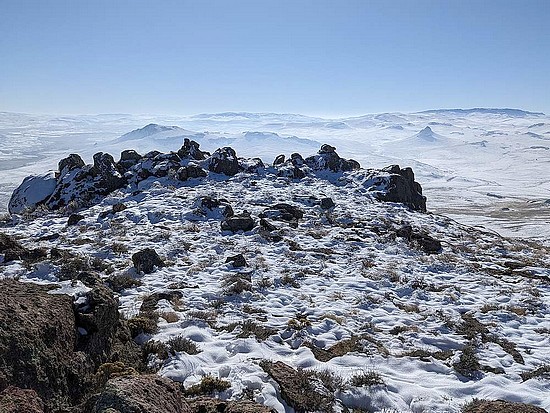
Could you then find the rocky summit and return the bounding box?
[0,142,549,412]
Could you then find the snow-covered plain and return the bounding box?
[1,109,549,241]
[1,109,549,411]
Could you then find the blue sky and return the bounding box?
[1,0,549,116]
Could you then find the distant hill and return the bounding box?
[418,108,545,117]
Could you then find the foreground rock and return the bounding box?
[92,375,190,413]
[0,386,45,413]
[0,280,92,412]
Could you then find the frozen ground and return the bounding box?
[1,163,549,412]
[1,109,549,242]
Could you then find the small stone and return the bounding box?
[67,213,84,226]
[320,197,335,209]
[132,248,165,274]
[225,254,247,268]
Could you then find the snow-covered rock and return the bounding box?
[8,171,57,214]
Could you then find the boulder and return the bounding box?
[132,248,165,274]
[140,291,184,313]
[304,145,360,173]
[178,138,208,161]
[261,361,332,413]
[93,375,190,413]
[362,165,427,212]
[195,197,234,219]
[320,197,335,210]
[225,253,247,268]
[462,399,547,413]
[239,157,265,174]
[260,203,304,228]
[67,213,85,226]
[0,280,92,412]
[0,386,45,413]
[8,171,57,214]
[221,212,255,232]
[207,147,240,176]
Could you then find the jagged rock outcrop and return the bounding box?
[361,164,426,212]
[92,375,190,413]
[59,153,85,175]
[9,142,429,216]
[207,147,239,176]
[178,138,209,161]
[46,152,127,210]
[118,149,143,171]
[304,144,360,172]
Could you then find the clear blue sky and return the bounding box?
[1,0,549,116]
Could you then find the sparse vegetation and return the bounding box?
[167,335,200,355]
[183,375,231,396]
[349,369,385,387]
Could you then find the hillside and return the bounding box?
[1,141,549,412]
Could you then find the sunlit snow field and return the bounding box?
[1,109,548,242]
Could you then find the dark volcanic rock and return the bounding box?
[132,248,165,274]
[0,233,47,263]
[177,164,208,181]
[91,152,127,193]
[304,145,360,173]
[93,375,190,413]
[273,154,285,165]
[0,386,45,413]
[118,150,143,171]
[58,153,85,175]
[67,213,85,226]
[260,203,304,228]
[225,253,247,268]
[207,147,239,176]
[462,399,547,413]
[197,196,234,219]
[363,165,427,212]
[320,197,335,210]
[140,291,184,313]
[221,212,255,232]
[178,138,208,161]
[0,280,92,412]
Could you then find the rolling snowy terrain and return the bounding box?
[0,135,549,412]
[1,109,548,241]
